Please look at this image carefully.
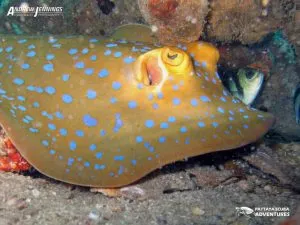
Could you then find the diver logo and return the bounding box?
[7,3,63,17]
[236,207,254,218]
[236,206,290,217]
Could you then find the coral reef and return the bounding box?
[138,0,208,45]
[75,0,144,36]
[206,0,296,44]
[0,0,296,46]
[0,131,31,172]
[271,30,297,64]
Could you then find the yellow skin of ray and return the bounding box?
[0,35,274,187]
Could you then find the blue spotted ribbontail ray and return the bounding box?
[0,26,274,187]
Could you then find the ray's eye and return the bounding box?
[167,53,178,60]
[162,48,184,66]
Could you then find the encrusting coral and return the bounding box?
[138,0,209,45]
[206,0,295,44]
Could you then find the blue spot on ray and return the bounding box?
[136,136,143,143]
[98,69,109,78]
[18,105,26,111]
[114,155,124,161]
[118,166,124,175]
[82,48,89,54]
[17,96,25,101]
[22,63,30,69]
[86,89,97,99]
[43,64,54,72]
[198,122,205,127]
[62,74,70,81]
[48,38,57,43]
[95,164,105,170]
[114,52,122,57]
[190,98,198,106]
[152,103,159,110]
[45,86,56,95]
[106,43,118,48]
[148,94,154,100]
[18,39,27,44]
[5,46,13,53]
[90,55,97,61]
[159,136,166,143]
[173,85,179,91]
[168,116,176,122]
[218,107,225,114]
[85,68,94,75]
[131,160,137,166]
[67,158,74,166]
[42,140,49,146]
[89,38,98,43]
[13,78,24,86]
[60,128,67,136]
[180,126,187,133]
[83,114,98,127]
[76,130,84,137]
[23,118,30,124]
[46,54,55,60]
[96,152,103,159]
[75,61,85,69]
[160,122,169,129]
[113,113,123,132]
[124,57,135,64]
[69,141,77,151]
[104,50,111,56]
[33,102,40,108]
[62,94,73,104]
[48,123,56,130]
[100,130,106,136]
[68,48,78,55]
[110,97,117,104]
[29,128,39,133]
[200,96,211,102]
[157,92,164,99]
[212,122,219,128]
[89,144,97,151]
[128,101,137,109]
[27,51,36,57]
[145,120,154,128]
[173,98,181,105]
[49,150,56,155]
[55,111,64,119]
[112,81,122,90]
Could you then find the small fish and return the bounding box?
[294,84,300,124]
[0,25,274,187]
[225,68,264,105]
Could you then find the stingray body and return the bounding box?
[0,27,274,187]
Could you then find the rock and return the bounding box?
[237,180,255,193]
[242,144,300,190]
[31,189,40,198]
[188,166,235,188]
[191,207,205,216]
[207,0,295,44]
[76,0,144,36]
